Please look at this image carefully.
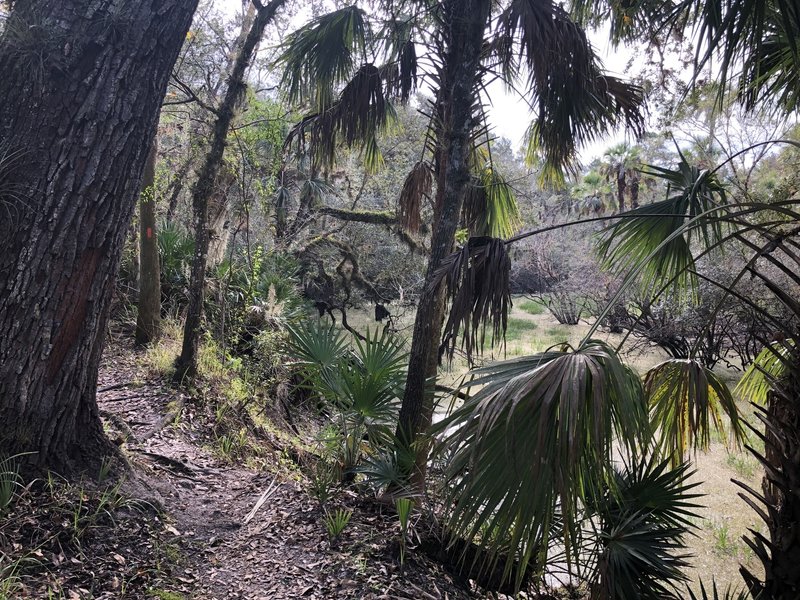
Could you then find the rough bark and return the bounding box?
[135,139,162,346]
[0,0,198,473]
[395,0,490,487]
[174,0,286,382]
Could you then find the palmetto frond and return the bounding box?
[434,340,647,591]
[598,153,729,294]
[285,64,396,172]
[684,0,800,112]
[433,237,513,363]
[462,165,522,239]
[645,359,744,467]
[586,456,703,600]
[277,6,368,111]
[493,0,645,183]
[735,340,794,406]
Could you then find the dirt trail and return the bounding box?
[97,340,476,600]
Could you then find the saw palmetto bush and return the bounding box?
[433,340,648,590]
[583,456,703,600]
[287,322,408,477]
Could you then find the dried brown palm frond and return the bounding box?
[432,236,512,364]
[284,64,395,173]
[397,160,433,234]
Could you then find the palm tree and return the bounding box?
[431,0,800,595]
[275,0,644,487]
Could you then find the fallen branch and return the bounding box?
[139,398,185,442]
[243,478,279,524]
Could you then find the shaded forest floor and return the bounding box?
[1,332,486,599]
[1,309,764,598]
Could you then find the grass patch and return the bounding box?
[517,299,546,316]
[709,520,739,556]
[726,452,758,480]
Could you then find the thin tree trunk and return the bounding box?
[0,0,197,474]
[395,0,490,488]
[174,0,286,382]
[136,139,162,346]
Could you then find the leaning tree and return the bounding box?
[0,0,199,473]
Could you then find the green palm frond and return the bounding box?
[434,340,647,591]
[685,0,800,112]
[462,166,522,239]
[587,456,703,600]
[598,153,729,295]
[277,6,368,110]
[494,0,645,183]
[645,359,744,466]
[735,340,794,405]
[286,320,349,385]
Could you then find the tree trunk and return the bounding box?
[0,0,198,474]
[395,0,490,488]
[174,0,286,382]
[136,139,162,346]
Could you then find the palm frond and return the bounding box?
[432,237,512,363]
[377,15,418,101]
[397,160,433,233]
[598,154,729,295]
[586,456,703,600]
[735,340,794,406]
[645,359,745,466]
[276,6,368,110]
[434,340,647,591]
[285,64,396,172]
[494,0,645,183]
[685,0,800,112]
[687,578,757,600]
[462,166,522,238]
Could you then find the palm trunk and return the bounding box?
[0,0,197,473]
[742,354,800,599]
[136,139,162,346]
[174,0,286,382]
[395,0,490,487]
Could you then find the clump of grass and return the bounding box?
[518,299,546,315]
[141,319,183,377]
[726,452,758,479]
[324,507,352,540]
[709,520,738,556]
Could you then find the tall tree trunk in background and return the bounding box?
[136,139,162,346]
[395,0,490,488]
[206,167,237,268]
[174,0,286,382]
[0,0,197,474]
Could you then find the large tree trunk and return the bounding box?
[395,0,490,488]
[136,139,162,346]
[174,0,286,382]
[0,0,198,474]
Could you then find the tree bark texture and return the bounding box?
[0,0,198,473]
[395,0,491,486]
[136,139,162,346]
[174,0,286,382]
